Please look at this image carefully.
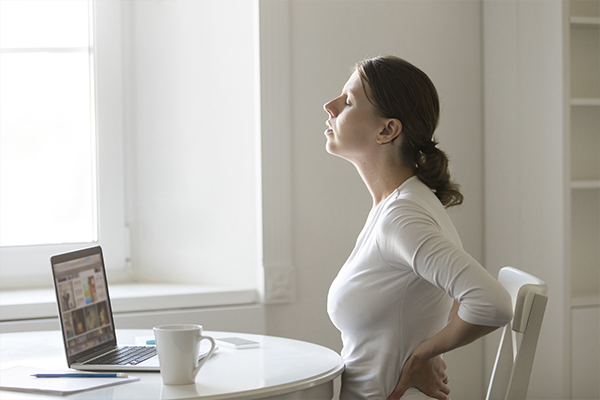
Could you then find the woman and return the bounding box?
[324,56,513,400]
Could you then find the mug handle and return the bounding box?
[193,334,216,376]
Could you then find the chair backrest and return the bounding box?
[485,267,548,400]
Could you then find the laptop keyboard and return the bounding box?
[87,346,157,366]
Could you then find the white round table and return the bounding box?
[0,330,344,400]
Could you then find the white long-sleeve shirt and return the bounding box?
[327,176,513,400]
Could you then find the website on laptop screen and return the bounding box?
[53,253,115,358]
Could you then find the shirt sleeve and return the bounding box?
[376,200,513,327]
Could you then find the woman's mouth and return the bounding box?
[325,121,334,136]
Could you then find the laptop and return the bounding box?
[51,246,160,371]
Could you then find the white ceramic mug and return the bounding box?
[153,324,216,385]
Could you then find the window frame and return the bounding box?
[0,0,130,290]
[1,0,295,306]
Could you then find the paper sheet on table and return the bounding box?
[0,366,140,396]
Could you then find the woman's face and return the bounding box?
[323,70,384,162]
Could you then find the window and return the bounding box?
[1,0,97,247]
[0,0,273,298]
[0,0,129,289]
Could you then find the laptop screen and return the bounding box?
[51,246,117,364]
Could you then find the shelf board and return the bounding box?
[571,98,600,106]
[571,293,600,308]
[571,180,600,190]
[570,16,600,28]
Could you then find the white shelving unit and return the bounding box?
[567,1,599,398]
[483,1,599,397]
[568,1,599,304]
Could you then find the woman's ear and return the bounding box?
[376,119,402,144]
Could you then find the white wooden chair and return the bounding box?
[485,267,548,400]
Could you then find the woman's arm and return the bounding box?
[379,203,513,399]
[387,310,502,400]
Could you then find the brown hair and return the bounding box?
[355,56,463,208]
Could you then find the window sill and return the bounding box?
[0,284,259,322]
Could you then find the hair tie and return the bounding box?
[421,141,437,153]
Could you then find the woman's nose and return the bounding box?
[323,97,337,117]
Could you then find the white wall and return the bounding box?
[265,1,487,399]
[125,0,260,289]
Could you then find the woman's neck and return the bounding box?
[353,158,415,207]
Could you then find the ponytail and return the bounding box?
[415,140,463,208]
